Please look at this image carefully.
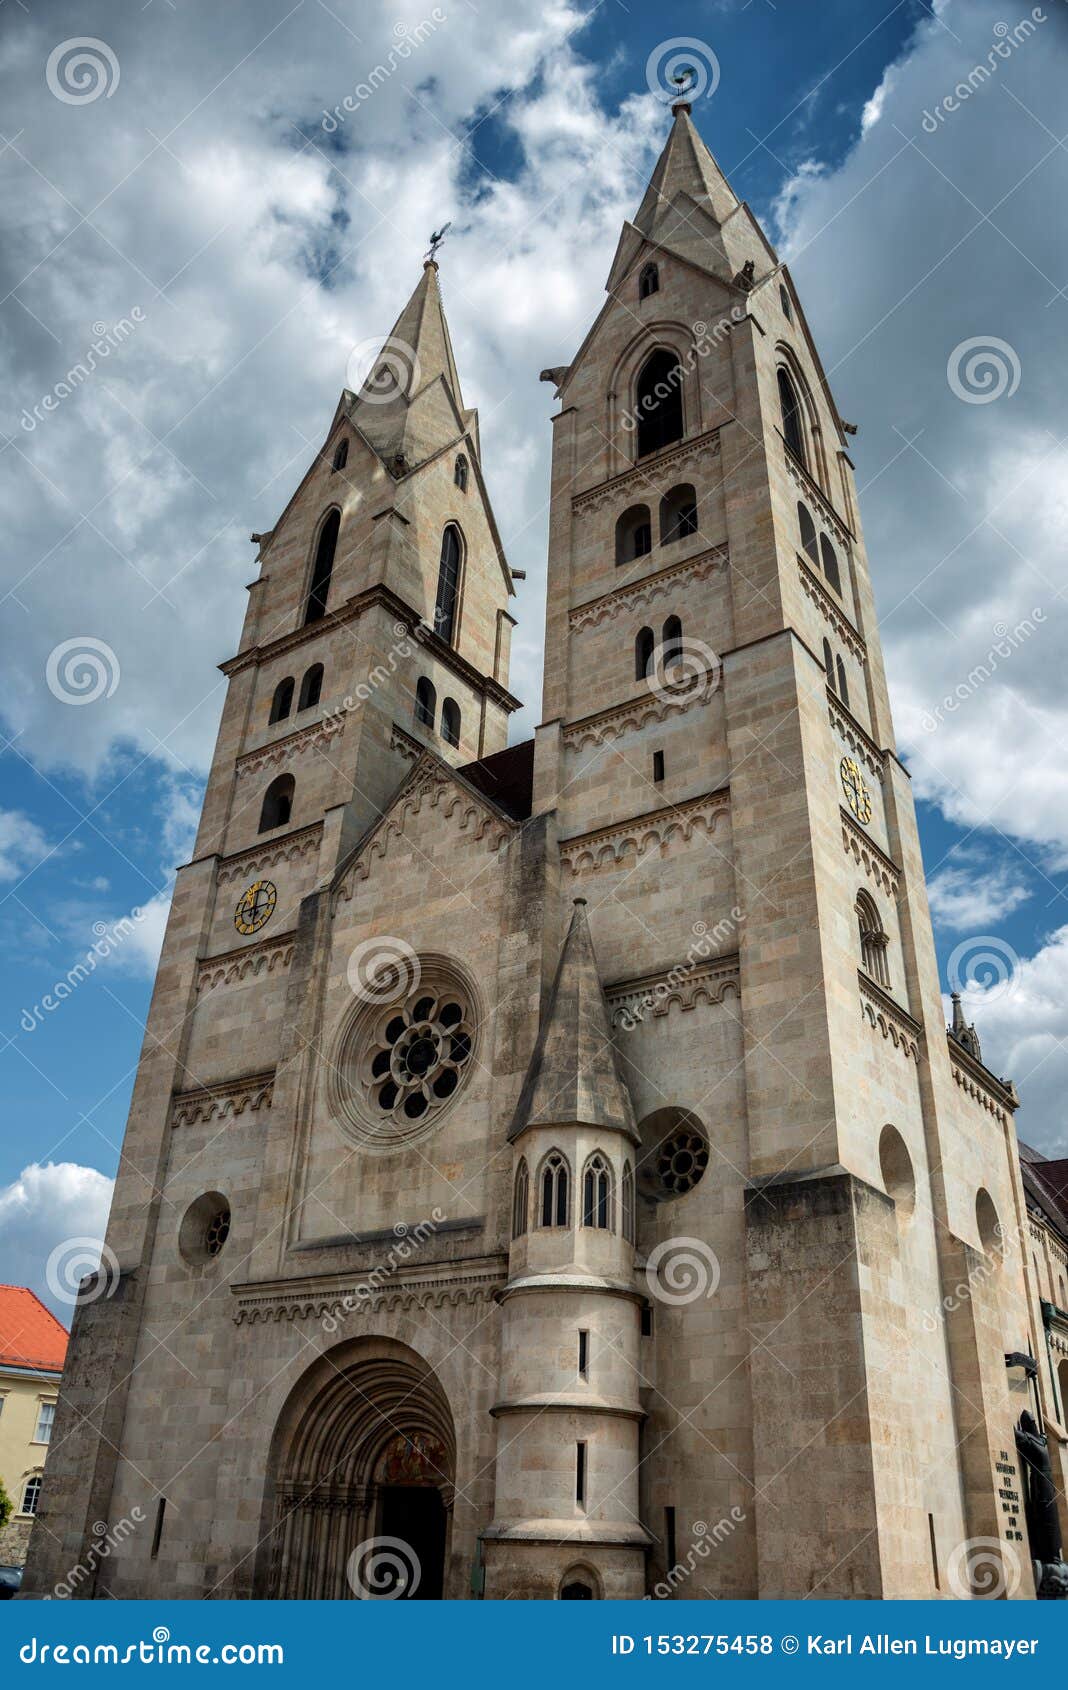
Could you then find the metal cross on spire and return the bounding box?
[425,222,452,262]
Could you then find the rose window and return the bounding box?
[655,1128,709,1197]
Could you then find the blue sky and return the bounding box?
[1,0,1066,1313]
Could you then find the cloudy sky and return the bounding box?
[0,0,1065,1314]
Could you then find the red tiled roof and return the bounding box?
[0,1285,69,1372]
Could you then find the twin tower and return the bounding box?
[26,103,1041,1602]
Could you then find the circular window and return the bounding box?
[654,1126,709,1199]
[179,1192,232,1265]
[331,958,479,1149]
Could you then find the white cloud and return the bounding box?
[0,809,51,883]
[927,856,1032,928]
[0,1161,115,1317]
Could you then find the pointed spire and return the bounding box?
[633,103,739,238]
[348,259,471,471]
[948,992,983,1064]
[380,259,464,411]
[509,899,638,1142]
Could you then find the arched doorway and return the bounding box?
[258,1339,456,1599]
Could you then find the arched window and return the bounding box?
[454,453,468,492]
[298,663,323,712]
[835,654,849,707]
[331,438,348,473]
[582,1153,612,1230]
[777,368,805,465]
[616,504,652,567]
[820,532,842,595]
[560,1578,595,1600]
[636,349,684,458]
[305,509,340,624]
[269,676,294,725]
[635,626,655,681]
[259,773,294,833]
[540,1151,569,1228]
[434,524,462,645]
[659,483,698,544]
[622,1160,635,1244]
[662,614,683,669]
[415,676,436,728]
[822,638,835,690]
[21,1473,43,1517]
[512,1158,529,1239]
[797,501,819,567]
[638,262,659,300]
[441,697,461,748]
[780,284,792,322]
[856,890,889,989]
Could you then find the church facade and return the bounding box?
[23,103,1066,1602]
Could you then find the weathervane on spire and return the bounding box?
[670,66,697,99]
[425,221,452,263]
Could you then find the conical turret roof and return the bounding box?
[348,260,472,469]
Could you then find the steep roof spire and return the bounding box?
[633,101,740,237]
[348,258,472,470]
[509,899,638,1142]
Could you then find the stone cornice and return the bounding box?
[784,448,855,547]
[196,931,295,994]
[859,971,921,1061]
[560,789,730,877]
[171,1070,275,1129]
[215,822,323,886]
[389,723,424,763]
[568,544,729,631]
[840,809,900,898]
[828,693,885,780]
[948,1036,1019,1119]
[334,761,515,904]
[230,1257,508,1326]
[572,427,722,517]
[798,556,866,660]
[234,714,344,780]
[562,680,715,751]
[490,1394,645,1421]
[605,953,740,1028]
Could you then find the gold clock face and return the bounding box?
[234,879,277,936]
[840,756,872,824]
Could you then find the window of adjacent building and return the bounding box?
[33,1401,56,1444]
[305,509,340,625]
[21,1474,42,1516]
[636,349,684,458]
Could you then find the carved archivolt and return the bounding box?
[561,790,729,877]
[334,766,514,904]
[196,933,295,994]
[572,428,721,518]
[171,1071,275,1128]
[216,823,322,888]
[829,695,883,781]
[235,714,345,781]
[859,977,921,1061]
[797,558,866,661]
[841,811,899,898]
[563,682,714,751]
[606,955,740,1028]
[569,545,728,632]
[232,1274,504,1327]
[950,1062,1010,1128]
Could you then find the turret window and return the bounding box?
[305,508,340,624]
[780,284,792,322]
[269,676,294,725]
[857,891,890,988]
[415,676,436,728]
[835,654,849,707]
[331,438,348,473]
[582,1152,612,1230]
[616,504,652,567]
[636,349,684,458]
[539,1150,570,1228]
[662,614,683,669]
[822,638,835,689]
[258,773,294,832]
[820,533,842,595]
[434,524,463,645]
[635,626,655,680]
[512,1158,529,1239]
[639,262,659,300]
[441,697,461,748]
[777,368,806,465]
[659,483,698,544]
[797,501,819,567]
[298,663,323,712]
[454,453,468,492]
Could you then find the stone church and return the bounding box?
[24,102,1067,1602]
